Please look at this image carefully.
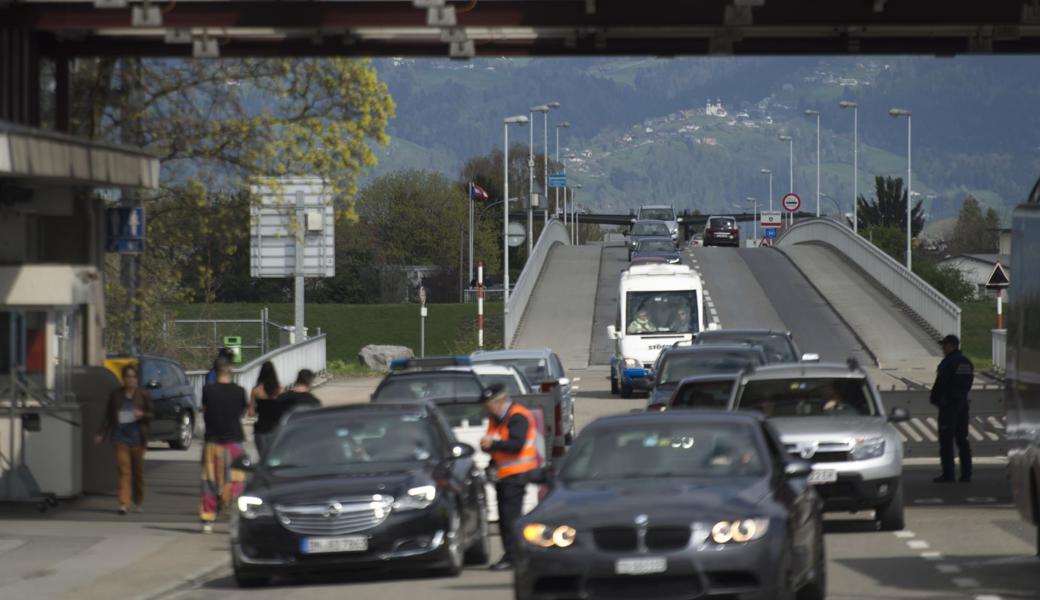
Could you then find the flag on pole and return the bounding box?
[469,182,489,203]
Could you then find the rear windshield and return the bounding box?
[373,374,483,403]
[657,350,762,384]
[472,358,549,387]
[709,217,736,229]
[632,222,670,236]
[671,380,736,409]
[696,333,797,363]
[436,403,487,429]
[639,208,674,221]
[476,373,526,396]
[736,377,875,417]
[637,239,675,253]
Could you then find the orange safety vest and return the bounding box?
[487,402,539,480]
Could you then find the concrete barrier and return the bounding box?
[777,217,961,340]
[505,220,569,348]
[187,334,328,402]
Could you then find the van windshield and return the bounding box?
[626,291,698,335]
[639,208,674,222]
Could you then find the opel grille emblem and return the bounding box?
[634,514,649,554]
[324,502,343,518]
[634,514,649,527]
[799,443,818,460]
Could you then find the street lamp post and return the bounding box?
[545,102,560,222]
[556,121,570,225]
[890,108,912,270]
[573,183,583,245]
[528,105,549,255]
[804,110,821,217]
[839,100,859,233]
[760,168,773,211]
[504,115,529,309]
[778,134,794,226]
[746,196,758,242]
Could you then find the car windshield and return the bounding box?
[696,333,797,363]
[671,380,737,409]
[373,374,483,402]
[472,357,550,387]
[561,422,766,482]
[657,350,761,384]
[737,377,875,417]
[637,239,675,253]
[632,222,670,236]
[626,291,699,335]
[640,209,674,221]
[476,373,526,395]
[265,413,440,471]
[436,403,487,428]
[709,217,736,229]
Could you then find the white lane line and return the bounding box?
[907,540,930,550]
[0,539,25,553]
[914,498,944,505]
[571,386,581,391]
[975,595,1004,600]
[987,416,1004,430]
[572,377,581,383]
[921,551,944,561]
[936,564,962,574]
[952,578,980,588]
[894,531,916,538]
[965,497,997,504]
[967,423,986,442]
[911,418,938,442]
[899,422,923,443]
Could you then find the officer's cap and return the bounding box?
[939,334,960,347]
[479,383,507,403]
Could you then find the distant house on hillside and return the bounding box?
[705,99,728,118]
[937,253,1010,299]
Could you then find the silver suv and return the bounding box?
[728,361,909,530]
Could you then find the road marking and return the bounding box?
[710,308,718,317]
[572,377,581,382]
[571,386,581,391]
[921,551,944,561]
[914,498,944,505]
[907,540,930,550]
[965,497,998,504]
[967,423,986,441]
[952,578,980,588]
[974,595,1003,600]
[0,539,25,553]
[894,531,916,538]
[936,564,962,574]
[911,418,938,442]
[898,422,923,443]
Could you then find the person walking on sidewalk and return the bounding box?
[199,357,248,533]
[930,334,975,483]
[479,383,539,571]
[96,364,154,515]
[249,361,282,456]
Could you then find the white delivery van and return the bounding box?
[607,263,706,398]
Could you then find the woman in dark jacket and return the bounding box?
[95,364,154,514]
[248,361,281,455]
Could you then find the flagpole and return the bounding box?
[467,183,474,287]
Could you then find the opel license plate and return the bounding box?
[615,557,667,575]
[301,536,368,554]
[808,469,838,485]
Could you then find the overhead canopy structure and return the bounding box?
[4,0,1040,58]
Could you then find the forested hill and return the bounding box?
[369,56,1040,222]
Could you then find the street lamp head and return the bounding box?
[547,101,561,109]
[760,168,771,174]
[504,115,529,124]
[529,105,550,113]
[804,109,819,117]
[839,101,858,109]
[556,122,571,129]
[778,134,793,141]
[889,108,911,118]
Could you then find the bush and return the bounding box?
[861,226,905,263]
[913,260,975,303]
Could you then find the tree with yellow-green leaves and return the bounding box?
[66,58,394,354]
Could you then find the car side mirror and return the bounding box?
[801,353,821,363]
[146,379,161,389]
[888,407,910,423]
[784,460,812,479]
[607,325,619,340]
[231,455,254,473]
[558,377,571,387]
[452,443,476,459]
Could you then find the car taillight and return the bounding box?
[540,380,559,393]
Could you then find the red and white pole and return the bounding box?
[477,261,485,348]
[997,289,1003,330]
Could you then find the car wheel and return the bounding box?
[169,413,194,450]
[233,562,269,588]
[620,382,633,399]
[437,510,465,576]
[464,502,491,565]
[876,478,905,531]
[797,525,826,600]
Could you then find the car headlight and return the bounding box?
[523,523,577,548]
[393,484,437,511]
[849,437,886,461]
[709,519,770,544]
[668,257,680,263]
[623,358,640,369]
[236,495,272,519]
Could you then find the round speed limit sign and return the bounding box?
[781,193,802,212]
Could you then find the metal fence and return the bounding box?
[777,217,961,340]
[505,219,570,348]
[186,334,327,403]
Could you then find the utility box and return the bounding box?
[223,336,243,364]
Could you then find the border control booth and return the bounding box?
[0,122,159,503]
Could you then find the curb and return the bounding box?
[136,560,231,600]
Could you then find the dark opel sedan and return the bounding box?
[230,403,489,587]
[514,411,825,600]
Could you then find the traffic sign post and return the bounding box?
[761,211,783,229]
[506,221,526,247]
[986,261,1010,329]
[419,286,428,357]
[781,193,801,227]
[548,173,566,188]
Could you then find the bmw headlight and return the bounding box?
[709,519,770,544]
[623,358,641,369]
[393,484,437,511]
[523,523,577,548]
[850,437,886,461]
[236,495,272,519]
[668,257,681,263]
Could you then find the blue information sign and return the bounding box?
[548,174,566,188]
[764,227,778,239]
[106,207,146,254]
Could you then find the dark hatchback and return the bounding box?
[643,345,767,409]
[665,373,741,411]
[630,236,681,264]
[230,403,490,587]
[515,411,825,600]
[694,329,819,364]
[627,220,672,260]
[703,216,740,247]
[138,354,197,449]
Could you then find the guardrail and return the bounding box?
[505,220,570,348]
[186,334,327,403]
[776,217,961,339]
[992,329,1007,372]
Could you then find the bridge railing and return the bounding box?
[776,217,961,339]
[187,334,327,402]
[505,220,569,348]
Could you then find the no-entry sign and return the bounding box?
[782,193,801,212]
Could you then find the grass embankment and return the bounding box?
[959,299,999,372]
[169,303,504,372]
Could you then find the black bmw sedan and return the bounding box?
[514,411,825,600]
[230,402,490,587]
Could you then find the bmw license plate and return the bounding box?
[615,557,667,575]
[808,469,838,485]
[301,536,368,554]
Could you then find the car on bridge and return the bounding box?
[636,204,679,240]
[693,329,820,364]
[703,215,740,247]
[229,402,490,587]
[513,410,826,600]
[664,373,741,411]
[641,344,766,410]
[728,361,910,530]
[626,219,672,260]
[630,236,681,264]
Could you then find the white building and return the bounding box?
[705,98,728,118]
[937,253,1010,299]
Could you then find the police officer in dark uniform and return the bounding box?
[479,383,538,571]
[930,334,974,483]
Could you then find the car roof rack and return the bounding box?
[389,356,472,371]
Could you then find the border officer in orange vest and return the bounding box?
[480,383,539,571]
